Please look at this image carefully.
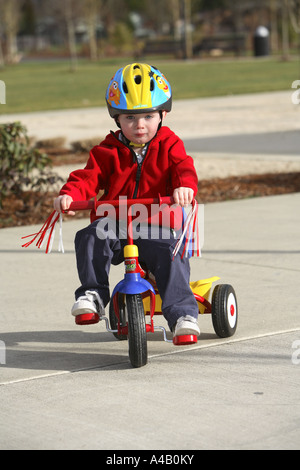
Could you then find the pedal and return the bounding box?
[173,334,198,346]
[75,312,100,325]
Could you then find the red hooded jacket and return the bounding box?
[60,126,198,226]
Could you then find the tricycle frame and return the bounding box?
[69,196,238,367]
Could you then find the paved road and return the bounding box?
[0,91,300,450]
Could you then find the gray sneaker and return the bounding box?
[173,315,200,337]
[72,290,105,325]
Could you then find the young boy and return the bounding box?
[54,63,200,339]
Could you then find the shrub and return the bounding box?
[35,136,67,149]
[0,121,63,208]
[71,136,102,153]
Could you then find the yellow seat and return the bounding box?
[143,276,220,315]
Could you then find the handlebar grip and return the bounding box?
[69,200,94,211]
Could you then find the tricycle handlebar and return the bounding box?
[69,195,175,212]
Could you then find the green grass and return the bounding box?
[0,56,299,114]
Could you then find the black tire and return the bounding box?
[211,284,238,338]
[109,294,127,341]
[126,294,147,368]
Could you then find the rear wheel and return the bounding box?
[211,284,238,338]
[126,294,147,368]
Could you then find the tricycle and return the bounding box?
[22,195,238,368]
[69,196,238,368]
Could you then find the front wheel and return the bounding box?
[211,284,238,338]
[126,294,147,368]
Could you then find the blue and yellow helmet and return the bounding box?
[106,63,172,118]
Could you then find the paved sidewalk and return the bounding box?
[0,91,300,450]
[0,91,298,144]
[0,193,299,450]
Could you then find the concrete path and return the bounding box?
[0,192,299,450]
[0,91,298,144]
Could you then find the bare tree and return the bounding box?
[282,0,291,59]
[269,0,279,53]
[285,0,300,33]
[64,0,78,71]
[183,0,193,59]
[0,21,4,68]
[82,0,102,61]
[0,0,21,63]
[48,0,81,71]
[170,0,181,39]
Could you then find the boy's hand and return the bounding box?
[173,187,194,207]
[54,195,75,216]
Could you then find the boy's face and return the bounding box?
[118,111,166,146]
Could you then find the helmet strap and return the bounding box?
[130,141,146,148]
[114,117,121,129]
[157,111,163,130]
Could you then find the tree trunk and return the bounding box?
[65,0,78,72]
[282,1,290,60]
[183,0,193,59]
[87,19,98,61]
[270,0,279,53]
[0,38,5,69]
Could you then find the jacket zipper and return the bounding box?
[132,159,142,199]
[118,135,145,199]
[111,131,148,199]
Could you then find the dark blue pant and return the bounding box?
[74,219,199,330]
